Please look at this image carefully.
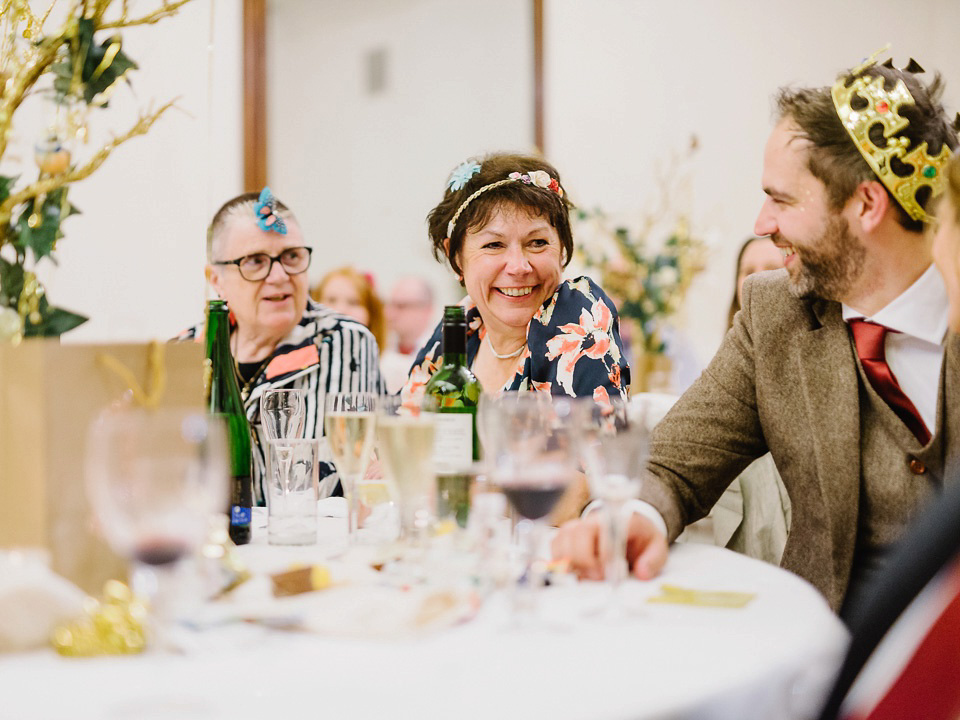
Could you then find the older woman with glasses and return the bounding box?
[179,188,383,504]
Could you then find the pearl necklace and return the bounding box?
[485,335,525,360]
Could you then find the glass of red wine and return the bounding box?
[489,394,578,627]
[84,407,228,648]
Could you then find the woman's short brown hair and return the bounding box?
[426,153,574,277]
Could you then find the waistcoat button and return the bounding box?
[908,457,926,475]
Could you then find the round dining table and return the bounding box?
[0,508,848,720]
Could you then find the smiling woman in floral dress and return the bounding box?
[402,153,630,405]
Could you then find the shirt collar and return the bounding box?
[841,264,948,346]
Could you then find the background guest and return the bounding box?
[180,189,383,503]
[312,266,387,350]
[380,275,436,393]
[728,236,784,327]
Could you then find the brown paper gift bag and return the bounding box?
[0,340,204,593]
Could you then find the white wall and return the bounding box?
[266,0,534,306]
[7,0,243,343]
[545,0,960,367]
[14,0,960,364]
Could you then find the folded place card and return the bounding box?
[646,583,756,609]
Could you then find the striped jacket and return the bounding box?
[179,299,384,504]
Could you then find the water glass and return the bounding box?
[260,388,305,441]
[266,438,319,545]
[575,395,650,617]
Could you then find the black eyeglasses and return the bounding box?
[213,246,313,281]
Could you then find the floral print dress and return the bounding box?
[402,276,630,406]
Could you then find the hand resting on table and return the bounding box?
[551,511,668,582]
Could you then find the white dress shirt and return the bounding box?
[842,263,948,434]
[620,264,948,541]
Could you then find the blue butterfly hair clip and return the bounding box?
[447,161,481,192]
[253,186,287,235]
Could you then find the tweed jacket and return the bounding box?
[641,270,960,611]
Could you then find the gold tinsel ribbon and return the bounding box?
[52,580,147,657]
[96,340,167,408]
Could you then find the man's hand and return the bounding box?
[551,510,669,581]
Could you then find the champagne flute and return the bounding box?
[575,395,650,618]
[489,394,577,627]
[377,395,436,547]
[84,407,228,648]
[324,392,377,542]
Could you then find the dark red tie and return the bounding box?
[848,319,931,445]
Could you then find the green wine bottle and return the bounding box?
[204,299,253,545]
[423,305,482,527]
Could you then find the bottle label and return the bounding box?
[432,413,473,472]
[231,504,252,527]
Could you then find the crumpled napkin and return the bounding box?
[208,583,479,639]
[195,553,480,639]
[0,549,87,652]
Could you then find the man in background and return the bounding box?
[381,276,436,393]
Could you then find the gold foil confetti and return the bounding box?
[51,580,148,656]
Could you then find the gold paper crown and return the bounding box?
[831,51,952,224]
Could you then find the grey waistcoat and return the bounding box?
[845,351,945,611]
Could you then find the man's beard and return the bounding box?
[778,214,866,301]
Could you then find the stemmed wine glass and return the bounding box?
[575,395,650,618]
[488,393,578,627]
[323,392,377,542]
[84,407,228,648]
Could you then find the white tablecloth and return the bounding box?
[0,512,848,720]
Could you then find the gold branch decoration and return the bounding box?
[0,1,192,341]
[0,98,176,225]
[99,0,192,29]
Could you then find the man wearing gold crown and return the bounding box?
[553,53,960,614]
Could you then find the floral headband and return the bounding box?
[445,166,565,238]
[253,186,287,235]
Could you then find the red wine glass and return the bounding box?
[489,394,578,627]
[84,407,228,647]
